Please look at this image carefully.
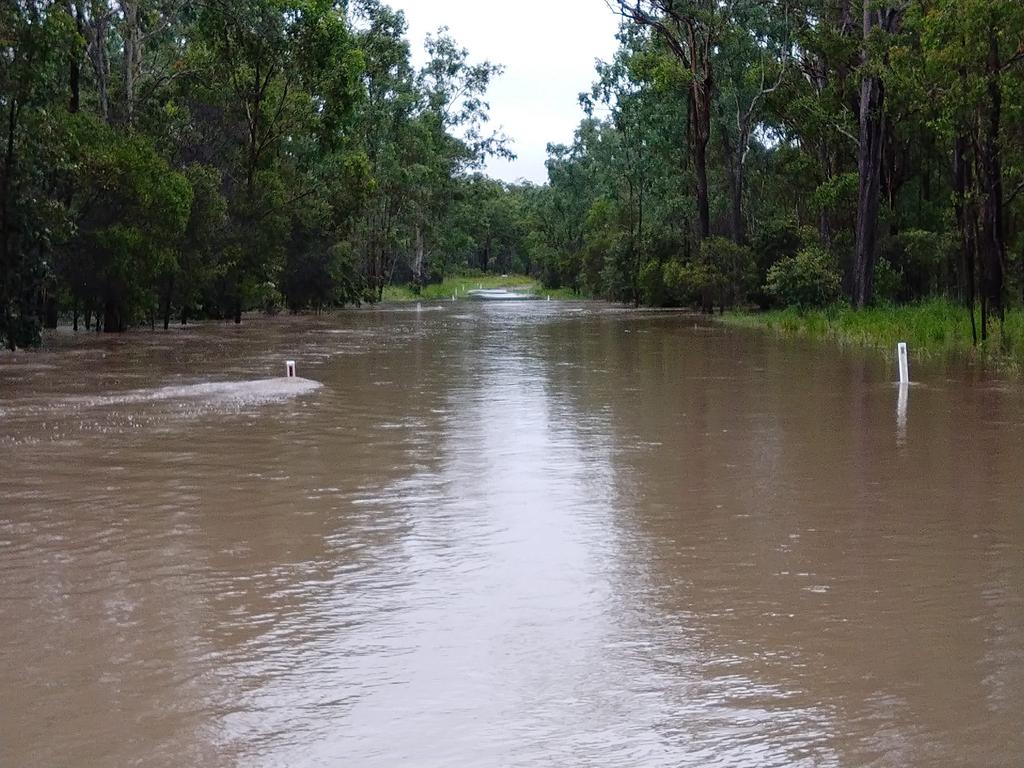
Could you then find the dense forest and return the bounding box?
[1,0,516,347]
[2,1,1024,349]
[532,1,1024,335]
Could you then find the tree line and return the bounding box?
[521,0,1023,339]
[1,0,518,348]
[4,1,1023,350]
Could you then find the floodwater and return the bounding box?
[1,302,1022,767]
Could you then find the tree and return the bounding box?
[852,1,906,307]
[1,1,77,348]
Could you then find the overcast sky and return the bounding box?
[396,0,621,185]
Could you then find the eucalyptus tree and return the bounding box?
[1,0,78,348]
[610,0,718,240]
[193,0,363,320]
[851,1,907,307]
[916,0,1024,335]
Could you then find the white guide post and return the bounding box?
[286,360,296,378]
[897,342,909,385]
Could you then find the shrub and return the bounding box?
[663,259,715,306]
[702,236,756,308]
[873,258,902,304]
[765,246,842,309]
[639,259,668,306]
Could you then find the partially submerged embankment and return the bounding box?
[720,298,1024,373]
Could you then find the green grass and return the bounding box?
[381,273,583,302]
[720,298,1024,372]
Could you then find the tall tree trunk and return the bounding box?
[1,95,19,350]
[691,86,711,240]
[978,24,1006,327]
[44,290,58,329]
[728,164,745,245]
[162,274,174,330]
[953,135,978,346]
[85,5,111,122]
[719,120,744,244]
[413,224,424,288]
[68,2,83,113]
[121,0,141,126]
[852,9,890,308]
[852,73,885,307]
[103,299,122,333]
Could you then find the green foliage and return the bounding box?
[662,260,714,307]
[873,259,903,304]
[71,121,192,330]
[723,299,1024,372]
[765,247,842,310]
[0,0,516,338]
[702,237,757,308]
[4,0,1024,344]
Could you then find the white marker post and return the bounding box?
[897,342,909,385]
[286,360,296,378]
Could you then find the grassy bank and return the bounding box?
[721,298,1024,371]
[381,274,581,302]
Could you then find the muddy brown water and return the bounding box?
[1,302,1022,767]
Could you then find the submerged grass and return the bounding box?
[381,273,581,302]
[721,298,1024,373]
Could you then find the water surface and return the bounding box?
[2,303,1022,767]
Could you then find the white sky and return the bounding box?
[396,0,621,185]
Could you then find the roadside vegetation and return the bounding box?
[722,300,1024,371]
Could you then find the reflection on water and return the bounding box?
[1,304,1023,767]
[897,383,909,446]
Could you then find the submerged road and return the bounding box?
[1,302,1023,767]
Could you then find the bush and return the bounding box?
[873,258,902,304]
[701,237,756,308]
[765,246,842,309]
[662,259,715,306]
[639,259,668,306]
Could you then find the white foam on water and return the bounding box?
[3,377,322,420]
[75,377,323,408]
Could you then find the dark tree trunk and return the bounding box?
[181,305,188,325]
[852,71,885,307]
[691,92,711,240]
[852,8,893,308]
[162,275,174,330]
[72,300,79,332]
[68,2,82,113]
[728,165,745,244]
[977,25,1006,327]
[953,135,978,346]
[103,300,123,333]
[44,294,58,328]
[2,91,18,350]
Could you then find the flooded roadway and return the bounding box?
[1,302,1022,767]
